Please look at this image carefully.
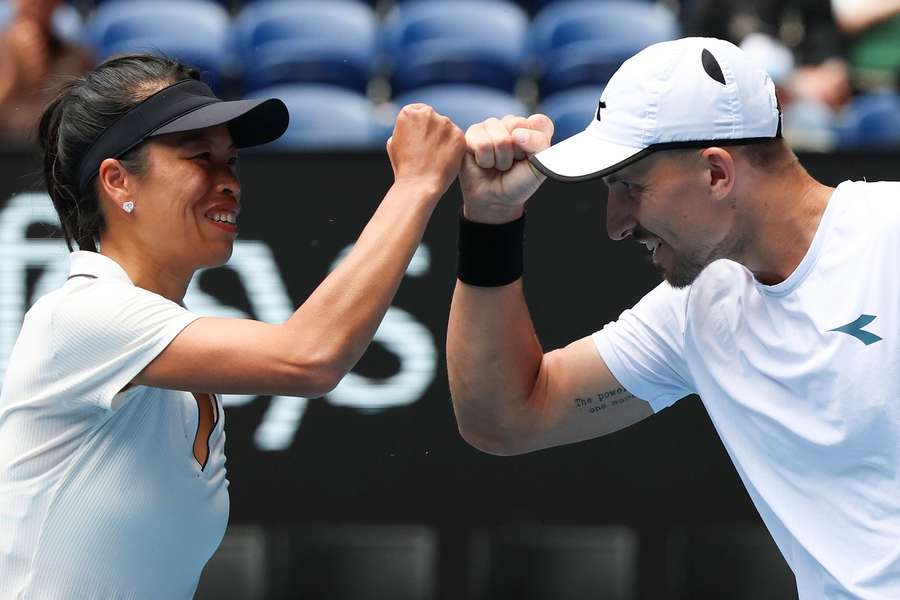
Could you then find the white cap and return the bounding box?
[530,37,782,182]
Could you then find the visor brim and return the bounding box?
[153,97,289,148]
[529,130,650,183]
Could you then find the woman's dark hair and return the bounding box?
[38,55,200,252]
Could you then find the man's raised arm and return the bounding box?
[447,115,652,456]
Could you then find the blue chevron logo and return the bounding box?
[828,314,883,346]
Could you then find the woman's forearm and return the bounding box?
[285,181,441,381]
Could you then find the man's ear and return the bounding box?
[97,158,133,207]
[701,147,736,200]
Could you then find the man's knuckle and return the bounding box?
[496,134,514,151]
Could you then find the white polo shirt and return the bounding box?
[595,180,900,599]
[0,251,229,599]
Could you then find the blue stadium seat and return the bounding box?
[240,0,377,4]
[538,85,605,142]
[393,85,528,132]
[836,92,900,149]
[232,0,377,94]
[381,0,529,95]
[90,0,232,7]
[0,0,82,43]
[250,84,387,150]
[84,0,229,92]
[527,0,656,11]
[531,1,679,95]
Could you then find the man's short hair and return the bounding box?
[660,138,793,172]
[732,138,793,170]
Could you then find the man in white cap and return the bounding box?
[447,36,900,599]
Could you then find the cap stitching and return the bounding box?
[708,47,741,138]
[643,45,678,146]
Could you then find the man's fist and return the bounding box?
[459,114,554,224]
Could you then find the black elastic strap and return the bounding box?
[67,274,98,281]
[457,210,525,287]
[76,79,218,193]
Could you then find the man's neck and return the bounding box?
[737,171,835,286]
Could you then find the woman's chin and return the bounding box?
[194,244,234,271]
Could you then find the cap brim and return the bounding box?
[153,98,289,148]
[529,130,651,183]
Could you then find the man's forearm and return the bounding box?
[447,279,544,451]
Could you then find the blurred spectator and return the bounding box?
[787,55,851,109]
[683,0,851,110]
[683,0,845,64]
[0,0,92,143]
[682,0,856,150]
[832,0,900,89]
[831,0,900,34]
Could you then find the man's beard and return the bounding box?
[659,230,747,289]
[663,248,710,288]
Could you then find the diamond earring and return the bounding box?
[122,201,134,214]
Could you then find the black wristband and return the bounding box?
[457,210,525,287]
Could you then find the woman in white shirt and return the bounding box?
[0,54,465,599]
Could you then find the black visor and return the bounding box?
[77,79,289,193]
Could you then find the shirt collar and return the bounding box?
[68,251,135,284]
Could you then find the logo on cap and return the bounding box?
[596,100,606,122]
[701,48,727,85]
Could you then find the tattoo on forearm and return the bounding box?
[573,387,634,415]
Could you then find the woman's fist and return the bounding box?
[387,104,466,198]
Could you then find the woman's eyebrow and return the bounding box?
[174,131,205,145]
[175,133,235,151]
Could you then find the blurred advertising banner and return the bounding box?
[0,149,895,526]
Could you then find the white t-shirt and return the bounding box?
[594,180,900,599]
[0,251,229,599]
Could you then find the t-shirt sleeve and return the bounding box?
[50,280,202,410]
[592,281,695,413]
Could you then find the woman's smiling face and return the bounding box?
[115,124,243,272]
